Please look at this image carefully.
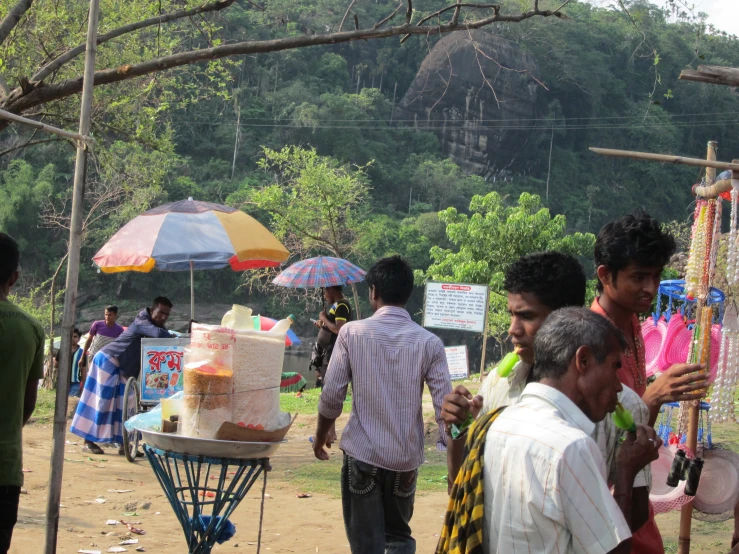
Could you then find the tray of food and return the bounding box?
[140,429,285,460]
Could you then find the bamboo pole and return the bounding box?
[44,2,100,553]
[190,260,195,322]
[677,141,718,554]
[692,160,739,198]
[0,108,92,146]
[589,147,739,171]
[478,286,490,381]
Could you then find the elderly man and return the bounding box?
[439,308,661,554]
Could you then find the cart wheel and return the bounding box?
[122,377,141,463]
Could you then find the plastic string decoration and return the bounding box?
[726,187,739,287]
[710,306,739,424]
[677,198,722,438]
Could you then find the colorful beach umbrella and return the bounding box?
[251,315,301,347]
[272,256,366,289]
[92,198,289,320]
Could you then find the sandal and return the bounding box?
[84,442,105,455]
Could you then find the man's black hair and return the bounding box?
[73,328,81,337]
[326,285,343,292]
[105,305,119,314]
[504,252,586,310]
[594,211,676,292]
[366,255,414,306]
[152,296,173,309]
[0,233,20,285]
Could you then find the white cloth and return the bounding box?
[478,361,651,489]
[483,383,632,554]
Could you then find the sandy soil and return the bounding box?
[11,416,736,554]
[11,419,451,554]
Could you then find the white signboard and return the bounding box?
[445,345,469,381]
[423,282,489,333]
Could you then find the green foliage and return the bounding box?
[250,146,370,258]
[3,0,739,318]
[420,192,596,345]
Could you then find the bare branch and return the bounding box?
[2,4,570,124]
[339,0,357,33]
[406,0,413,24]
[0,136,68,157]
[0,0,34,47]
[29,0,236,86]
[417,3,499,27]
[373,3,403,30]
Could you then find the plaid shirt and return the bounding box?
[319,306,452,471]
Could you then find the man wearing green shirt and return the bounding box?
[0,233,43,554]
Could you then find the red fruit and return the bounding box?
[237,422,246,428]
[255,424,264,431]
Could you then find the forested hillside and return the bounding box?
[1,0,738,334]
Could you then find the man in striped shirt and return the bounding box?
[314,256,452,554]
[483,308,661,554]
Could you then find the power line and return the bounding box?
[164,110,739,125]
[166,119,739,131]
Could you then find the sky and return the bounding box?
[584,0,739,37]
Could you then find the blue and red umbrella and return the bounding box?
[272,256,366,289]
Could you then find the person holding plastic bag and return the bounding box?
[71,297,174,455]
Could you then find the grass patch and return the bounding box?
[279,450,448,498]
[279,387,352,415]
[29,388,57,425]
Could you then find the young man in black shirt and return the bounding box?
[314,286,352,388]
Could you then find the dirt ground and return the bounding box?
[12,414,737,554]
[12,416,452,554]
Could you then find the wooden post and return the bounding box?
[478,286,490,381]
[44,1,100,553]
[190,260,195,322]
[677,140,718,554]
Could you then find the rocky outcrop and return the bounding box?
[394,31,541,179]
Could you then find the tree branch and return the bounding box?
[28,0,236,86]
[0,0,34,47]
[406,0,413,24]
[339,0,357,33]
[2,4,569,124]
[373,3,403,29]
[0,136,67,157]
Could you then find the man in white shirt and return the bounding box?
[483,307,661,554]
[441,252,652,528]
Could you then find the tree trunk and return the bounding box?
[43,253,68,390]
[350,282,361,320]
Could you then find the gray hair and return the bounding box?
[532,307,626,382]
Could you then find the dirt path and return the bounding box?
[12,421,450,554]
[12,417,737,553]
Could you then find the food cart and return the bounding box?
[122,337,190,462]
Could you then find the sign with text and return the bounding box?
[140,338,190,404]
[423,282,489,333]
[445,345,469,380]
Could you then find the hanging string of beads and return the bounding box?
[726,187,739,287]
[685,202,707,299]
[710,306,739,424]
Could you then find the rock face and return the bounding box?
[394,31,541,179]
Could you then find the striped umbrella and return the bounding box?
[272,256,366,289]
[92,198,289,320]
